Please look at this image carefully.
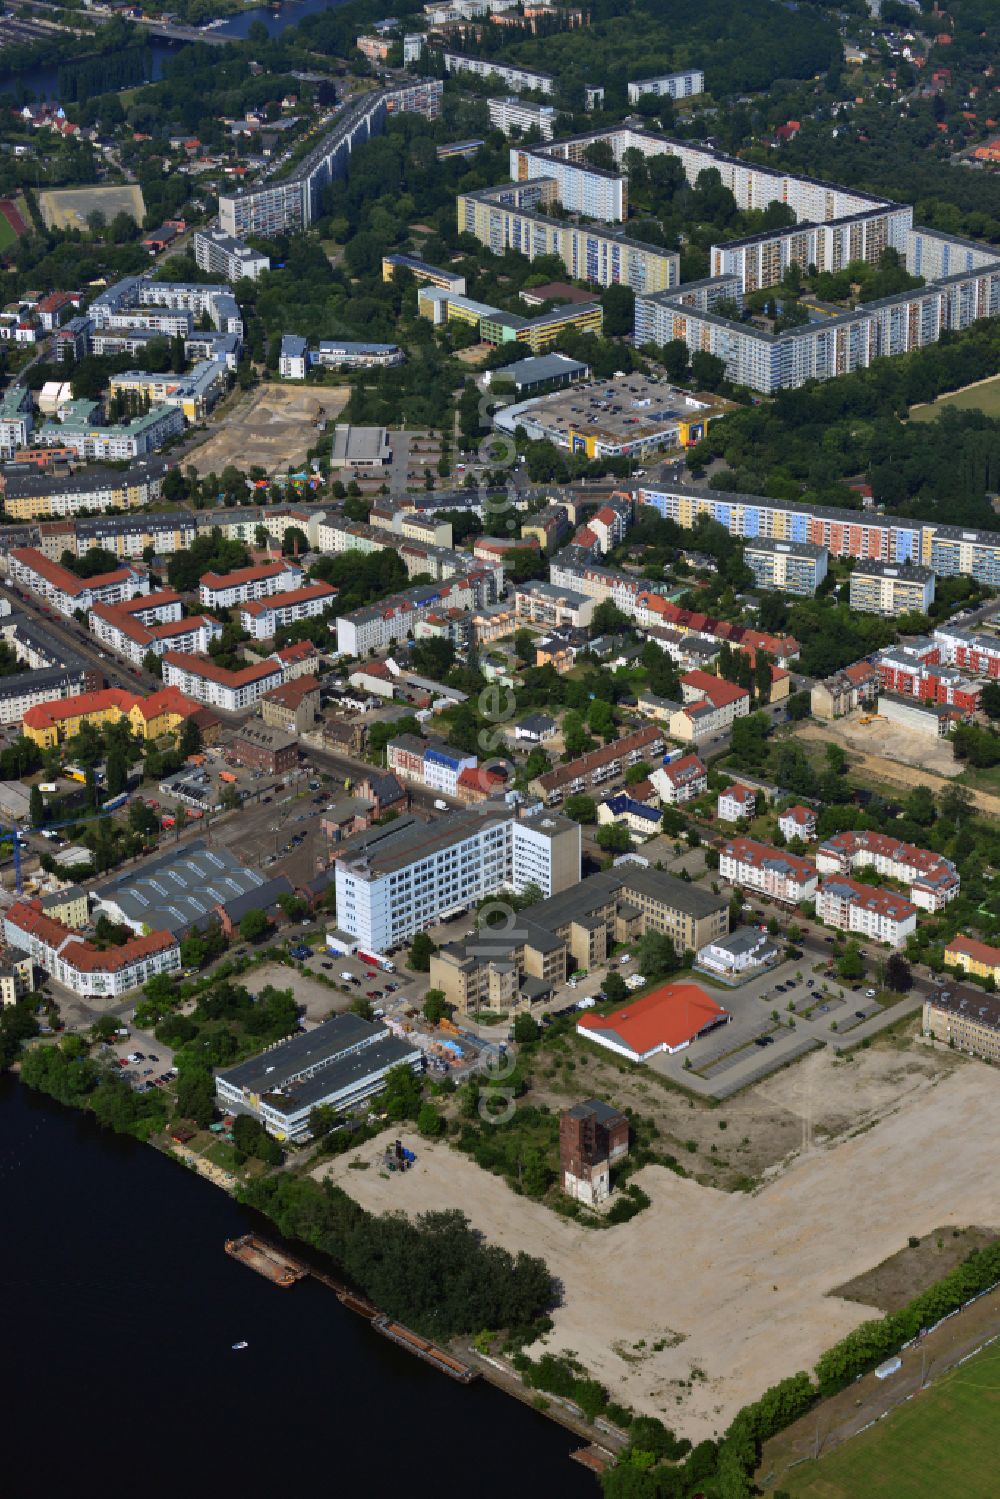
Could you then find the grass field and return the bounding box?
[782,1342,1000,1498]
[910,374,1000,422]
[0,214,17,252]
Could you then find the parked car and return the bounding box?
[865,988,877,998]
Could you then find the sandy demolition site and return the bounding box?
[319,1059,1000,1442]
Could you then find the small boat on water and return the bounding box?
[231,1340,249,1350]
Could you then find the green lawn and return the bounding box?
[910,375,1000,422]
[0,213,17,253]
[782,1343,1000,1498]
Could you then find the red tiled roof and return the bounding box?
[114,589,182,616]
[238,582,336,617]
[662,753,706,785]
[11,547,138,597]
[274,640,317,664]
[781,804,814,825]
[722,837,816,882]
[819,876,916,921]
[681,670,750,709]
[162,651,282,688]
[946,934,1000,967]
[146,614,217,640]
[200,561,297,590]
[579,982,728,1056]
[6,899,176,973]
[263,674,320,708]
[24,687,133,730]
[721,783,755,804]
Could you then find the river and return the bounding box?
[5,0,354,100]
[0,1077,594,1496]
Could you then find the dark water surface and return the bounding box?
[0,1076,594,1497]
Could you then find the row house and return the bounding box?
[530,724,666,805]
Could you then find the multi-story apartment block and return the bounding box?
[37,402,184,460]
[4,898,180,998]
[198,560,302,610]
[923,989,1000,1063]
[1,459,166,522]
[108,361,228,423]
[849,561,936,616]
[627,70,705,104]
[219,83,441,237]
[743,538,828,596]
[0,384,35,457]
[194,227,270,282]
[160,652,284,712]
[717,783,757,823]
[488,95,558,140]
[876,642,982,712]
[510,144,626,220]
[430,863,727,1013]
[90,603,222,667]
[719,837,817,905]
[651,753,707,805]
[944,934,1000,986]
[672,670,750,743]
[8,548,149,618]
[334,808,580,953]
[21,684,204,749]
[514,579,594,628]
[381,253,466,296]
[335,572,500,656]
[529,724,666,804]
[237,582,338,641]
[456,183,679,293]
[815,831,960,911]
[278,333,404,377]
[442,50,554,95]
[0,610,99,726]
[815,876,917,948]
[934,623,1000,679]
[778,804,817,842]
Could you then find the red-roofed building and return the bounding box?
[261,674,320,734]
[720,837,817,905]
[271,639,319,679]
[3,898,179,997]
[816,876,917,948]
[671,669,751,743]
[577,980,730,1062]
[717,783,757,823]
[36,291,80,330]
[778,804,817,842]
[236,581,337,640]
[816,830,959,911]
[22,684,204,747]
[90,591,222,667]
[198,560,302,609]
[160,651,284,712]
[455,764,506,804]
[652,752,707,806]
[944,933,1000,984]
[9,546,149,617]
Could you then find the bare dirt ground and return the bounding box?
[796,719,1000,819]
[186,383,349,475]
[245,961,344,1025]
[528,1023,958,1192]
[39,183,145,231]
[832,1225,998,1314]
[796,715,959,779]
[318,1052,1000,1443]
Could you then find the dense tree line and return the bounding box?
[58,45,152,103]
[239,1172,555,1340]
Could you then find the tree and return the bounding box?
[422,988,448,1024]
[939,783,973,830]
[382,1062,423,1121]
[409,932,437,972]
[29,784,45,827]
[886,953,912,992]
[661,337,690,383]
[982,682,1000,720]
[601,284,635,337]
[417,1101,445,1138]
[175,1068,216,1128]
[180,717,202,758]
[837,942,865,981]
[597,823,631,853]
[603,972,628,1003]
[636,931,677,979]
[513,1012,540,1044]
[239,909,270,943]
[564,794,597,824]
[690,350,726,391]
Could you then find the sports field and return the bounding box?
[0,214,17,252]
[39,183,145,232]
[782,1342,1000,1498]
[909,373,1000,422]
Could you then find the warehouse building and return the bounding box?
[93,840,292,938]
[215,1014,423,1142]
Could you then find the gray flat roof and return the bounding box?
[217,1012,420,1112]
[94,840,291,935]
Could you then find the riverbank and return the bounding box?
[0,1076,594,1497]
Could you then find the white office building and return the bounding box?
[334,808,581,953]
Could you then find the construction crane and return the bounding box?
[2,792,133,897]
